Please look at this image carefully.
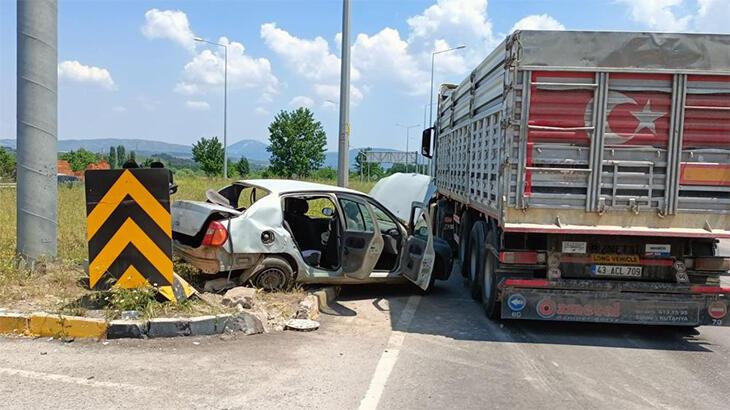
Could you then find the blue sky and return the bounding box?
[1,0,727,151]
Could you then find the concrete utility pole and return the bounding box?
[17,0,58,262]
[194,37,228,178]
[336,0,351,187]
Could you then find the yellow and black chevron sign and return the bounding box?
[85,169,173,291]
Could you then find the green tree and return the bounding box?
[267,107,326,178]
[191,136,224,177]
[235,156,250,177]
[60,149,99,172]
[129,150,136,163]
[0,147,16,180]
[108,146,117,169]
[116,145,126,165]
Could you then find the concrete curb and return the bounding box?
[0,311,259,340]
[309,286,341,315]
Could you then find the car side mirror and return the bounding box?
[421,128,433,159]
[322,207,335,217]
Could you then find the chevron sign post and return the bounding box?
[85,169,189,301]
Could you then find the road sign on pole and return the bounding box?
[84,169,192,301]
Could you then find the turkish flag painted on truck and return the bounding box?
[527,72,730,149]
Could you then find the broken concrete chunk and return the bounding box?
[121,310,140,320]
[285,319,320,332]
[223,311,264,335]
[204,278,236,293]
[296,295,320,320]
[222,286,257,309]
[107,320,147,339]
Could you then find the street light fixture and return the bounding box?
[194,36,229,179]
[396,123,421,172]
[428,45,466,129]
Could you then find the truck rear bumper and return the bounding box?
[501,280,730,327]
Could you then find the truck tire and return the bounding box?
[468,220,487,301]
[250,256,294,291]
[480,230,500,319]
[458,211,473,278]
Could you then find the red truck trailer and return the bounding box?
[421,30,730,326]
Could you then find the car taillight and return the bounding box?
[202,220,228,247]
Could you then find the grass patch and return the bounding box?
[0,176,374,315]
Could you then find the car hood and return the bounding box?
[369,173,436,221]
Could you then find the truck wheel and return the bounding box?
[250,256,294,291]
[458,211,473,278]
[468,220,487,301]
[480,230,499,319]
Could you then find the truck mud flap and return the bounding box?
[501,288,730,326]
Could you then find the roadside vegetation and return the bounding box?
[0,175,375,316]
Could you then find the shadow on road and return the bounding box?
[335,277,715,353]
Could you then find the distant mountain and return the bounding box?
[226,139,270,162]
[0,138,405,170]
[0,138,192,158]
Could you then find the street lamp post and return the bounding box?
[396,123,420,172]
[194,37,229,179]
[428,45,466,128]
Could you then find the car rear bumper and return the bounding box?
[501,279,730,326]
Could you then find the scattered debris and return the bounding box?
[223,311,265,335]
[222,287,257,309]
[285,319,320,332]
[296,295,320,320]
[203,278,236,293]
[121,310,140,320]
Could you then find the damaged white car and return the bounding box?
[171,173,453,291]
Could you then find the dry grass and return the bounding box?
[0,175,375,315]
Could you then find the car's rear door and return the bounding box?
[400,202,436,290]
[338,196,384,279]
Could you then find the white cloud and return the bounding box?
[617,0,730,33]
[58,60,115,89]
[617,0,690,31]
[185,100,210,111]
[407,0,493,43]
[510,14,566,32]
[289,96,314,108]
[352,28,429,95]
[141,9,195,52]
[254,107,270,116]
[694,0,730,32]
[312,84,364,105]
[112,105,126,113]
[176,36,279,97]
[261,23,359,82]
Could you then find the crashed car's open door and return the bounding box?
[400,202,436,290]
[339,196,385,279]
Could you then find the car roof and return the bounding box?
[235,179,363,196]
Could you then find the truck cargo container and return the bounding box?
[421,30,730,326]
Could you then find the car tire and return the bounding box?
[481,230,500,319]
[250,256,294,291]
[458,211,473,278]
[468,220,487,301]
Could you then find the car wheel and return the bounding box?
[458,211,473,278]
[251,256,294,291]
[468,220,487,301]
[481,230,499,319]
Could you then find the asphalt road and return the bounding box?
[2,272,730,409]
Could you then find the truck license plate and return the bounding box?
[592,265,642,277]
